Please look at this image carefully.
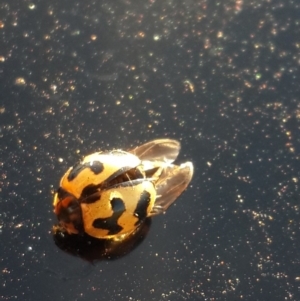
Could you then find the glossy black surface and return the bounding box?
[1,1,299,300]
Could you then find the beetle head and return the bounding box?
[53,189,84,235]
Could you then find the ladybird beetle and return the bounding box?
[53,139,194,240]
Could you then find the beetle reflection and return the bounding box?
[53,218,151,262]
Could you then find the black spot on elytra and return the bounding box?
[68,161,104,181]
[56,187,70,202]
[92,198,126,235]
[134,191,151,225]
[81,190,101,204]
[81,184,100,199]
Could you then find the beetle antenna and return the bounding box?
[125,173,135,190]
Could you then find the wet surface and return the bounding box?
[1,0,300,300]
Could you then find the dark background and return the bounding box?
[1,0,300,300]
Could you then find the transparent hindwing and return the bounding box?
[129,138,181,163]
[128,139,194,216]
